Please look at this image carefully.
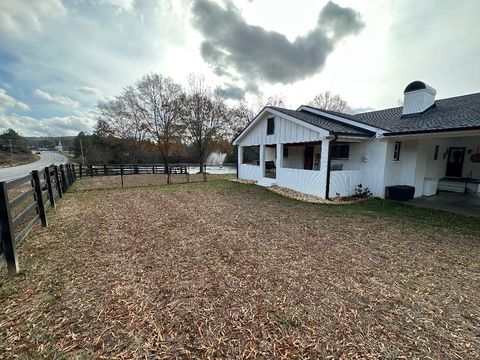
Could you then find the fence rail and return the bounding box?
[0,165,67,276]
[1,162,237,276]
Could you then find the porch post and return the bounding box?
[276,143,283,169]
[237,146,243,179]
[320,139,331,199]
[260,144,265,177]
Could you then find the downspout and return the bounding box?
[236,145,239,179]
[325,134,338,200]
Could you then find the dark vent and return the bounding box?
[404,81,427,93]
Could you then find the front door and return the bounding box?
[304,146,314,170]
[445,147,465,177]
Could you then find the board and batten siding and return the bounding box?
[237,114,324,146]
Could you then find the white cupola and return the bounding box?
[402,81,436,116]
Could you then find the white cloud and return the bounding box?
[0,0,66,37]
[34,89,80,108]
[75,86,103,98]
[0,111,97,137]
[0,88,30,111]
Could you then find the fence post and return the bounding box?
[152,166,155,174]
[203,165,207,182]
[89,165,93,177]
[68,164,74,184]
[54,166,63,198]
[79,164,83,179]
[104,165,107,176]
[0,181,19,276]
[167,167,171,185]
[71,164,76,182]
[44,167,55,208]
[60,164,68,192]
[32,170,48,227]
[186,165,190,183]
[120,164,124,188]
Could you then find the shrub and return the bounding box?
[354,184,372,199]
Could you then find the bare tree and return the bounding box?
[308,91,350,113]
[182,75,232,172]
[98,74,185,166]
[135,74,186,166]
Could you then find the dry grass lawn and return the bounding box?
[0,177,479,359]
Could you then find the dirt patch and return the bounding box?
[0,179,479,359]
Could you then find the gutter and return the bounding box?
[384,126,480,137]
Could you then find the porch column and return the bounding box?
[320,139,331,199]
[237,146,243,179]
[260,144,265,177]
[238,146,243,165]
[276,143,283,169]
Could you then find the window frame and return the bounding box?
[331,143,350,160]
[266,117,275,135]
[393,141,402,161]
[283,146,289,158]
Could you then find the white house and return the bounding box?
[233,81,480,199]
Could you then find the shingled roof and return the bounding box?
[352,93,480,134]
[304,93,480,135]
[269,107,373,136]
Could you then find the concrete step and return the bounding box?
[437,180,466,193]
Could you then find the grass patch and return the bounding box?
[1,177,479,358]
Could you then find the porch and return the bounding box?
[238,139,365,198]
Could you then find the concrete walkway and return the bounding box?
[409,192,480,217]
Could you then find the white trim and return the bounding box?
[233,107,329,145]
[297,105,386,134]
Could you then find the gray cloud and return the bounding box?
[215,84,246,100]
[191,0,364,91]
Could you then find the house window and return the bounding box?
[331,144,350,159]
[242,146,260,165]
[267,117,275,135]
[393,141,401,161]
[283,146,289,158]
[434,145,439,160]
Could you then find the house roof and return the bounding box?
[351,93,480,134]
[302,92,480,135]
[269,107,374,137]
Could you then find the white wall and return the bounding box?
[238,164,262,181]
[329,170,363,197]
[276,168,326,198]
[237,114,325,146]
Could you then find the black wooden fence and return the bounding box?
[0,163,236,276]
[0,163,77,277]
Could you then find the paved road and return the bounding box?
[0,152,69,182]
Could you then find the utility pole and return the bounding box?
[79,135,85,165]
[8,139,13,159]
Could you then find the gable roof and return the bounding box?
[269,107,374,136]
[351,93,480,135]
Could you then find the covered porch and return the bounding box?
[390,132,480,198]
[238,137,366,199]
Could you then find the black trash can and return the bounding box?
[386,185,415,201]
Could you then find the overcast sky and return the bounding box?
[0,0,479,136]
